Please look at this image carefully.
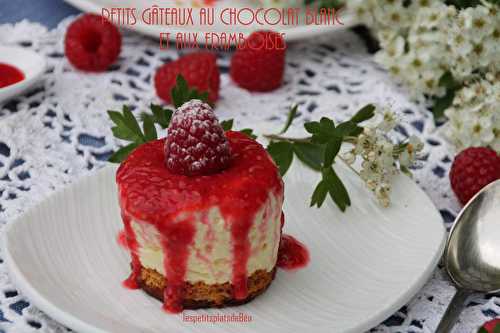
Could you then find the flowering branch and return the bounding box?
[265,104,424,210]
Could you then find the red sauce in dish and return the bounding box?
[277,234,310,270]
[0,63,24,88]
[116,131,285,313]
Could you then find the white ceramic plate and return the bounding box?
[63,0,354,42]
[3,159,445,333]
[0,46,46,104]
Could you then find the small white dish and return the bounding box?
[2,159,446,333]
[0,46,46,104]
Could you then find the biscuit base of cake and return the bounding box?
[136,265,277,309]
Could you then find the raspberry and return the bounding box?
[65,14,121,72]
[480,318,500,332]
[230,30,286,92]
[450,147,500,205]
[164,100,231,176]
[155,52,220,104]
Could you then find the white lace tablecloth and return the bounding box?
[0,17,496,333]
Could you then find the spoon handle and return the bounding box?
[435,289,471,333]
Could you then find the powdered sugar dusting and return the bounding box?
[164,100,231,176]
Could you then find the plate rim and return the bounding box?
[2,164,446,333]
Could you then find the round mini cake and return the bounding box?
[116,101,284,312]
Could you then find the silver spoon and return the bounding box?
[436,179,500,332]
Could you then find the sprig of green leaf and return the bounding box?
[265,104,376,211]
[108,105,156,163]
[140,104,173,129]
[171,75,210,108]
[108,75,258,163]
[279,105,298,134]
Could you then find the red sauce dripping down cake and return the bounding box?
[116,100,308,313]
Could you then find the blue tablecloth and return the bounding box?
[0,0,80,28]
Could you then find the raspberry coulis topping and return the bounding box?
[117,131,285,312]
[277,234,310,270]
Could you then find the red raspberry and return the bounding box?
[65,14,121,72]
[450,147,500,205]
[154,52,220,104]
[164,100,231,176]
[230,30,286,92]
[479,318,500,332]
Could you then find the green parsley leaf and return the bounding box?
[111,126,137,141]
[142,115,158,141]
[493,323,500,333]
[108,143,139,163]
[478,328,488,333]
[322,166,351,212]
[350,104,376,124]
[122,106,144,142]
[240,128,257,139]
[150,104,173,129]
[292,142,324,171]
[310,180,329,208]
[324,136,342,167]
[171,74,211,108]
[307,117,337,144]
[335,121,362,137]
[220,119,234,131]
[279,104,299,134]
[304,121,321,134]
[267,141,294,176]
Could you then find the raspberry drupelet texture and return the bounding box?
[230,30,286,92]
[449,147,500,205]
[64,14,121,72]
[155,52,220,104]
[164,100,231,176]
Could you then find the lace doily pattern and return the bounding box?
[0,18,493,333]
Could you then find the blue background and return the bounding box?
[0,0,80,28]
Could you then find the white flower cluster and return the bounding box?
[343,108,424,207]
[447,4,500,80]
[444,73,500,151]
[347,0,500,152]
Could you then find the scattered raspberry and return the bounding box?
[479,318,500,332]
[450,147,500,205]
[65,14,121,72]
[154,52,220,104]
[230,30,286,92]
[164,100,231,176]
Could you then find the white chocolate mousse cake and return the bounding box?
[116,100,284,312]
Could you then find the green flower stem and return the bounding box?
[263,134,312,143]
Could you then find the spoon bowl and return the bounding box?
[436,179,500,332]
[445,180,500,292]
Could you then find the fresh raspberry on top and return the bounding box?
[164,100,231,176]
[65,14,121,72]
[230,30,286,92]
[450,147,500,205]
[480,318,500,332]
[155,52,220,105]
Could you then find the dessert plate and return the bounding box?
[0,46,46,104]
[3,158,446,332]
[63,0,354,43]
